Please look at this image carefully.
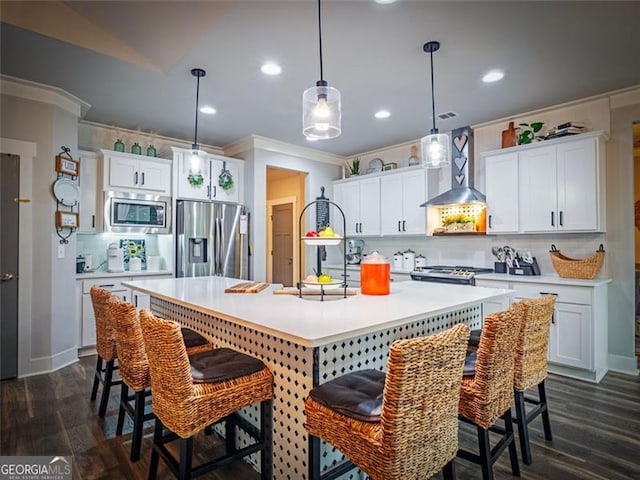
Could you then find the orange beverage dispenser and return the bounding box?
[360,251,390,295]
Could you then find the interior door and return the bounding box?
[1,153,20,379]
[272,203,293,286]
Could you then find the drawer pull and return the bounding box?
[98,284,115,288]
[539,292,558,296]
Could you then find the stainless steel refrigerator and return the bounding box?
[176,200,250,279]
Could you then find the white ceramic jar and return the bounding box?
[415,254,428,269]
[393,251,404,270]
[402,249,415,271]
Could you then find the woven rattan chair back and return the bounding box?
[379,322,470,479]
[463,305,523,429]
[139,309,195,430]
[90,286,117,362]
[109,296,150,392]
[513,295,556,391]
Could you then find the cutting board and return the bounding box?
[225,282,270,293]
[273,288,357,296]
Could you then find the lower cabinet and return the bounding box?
[79,275,168,349]
[475,277,609,382]
[323,267,359,288]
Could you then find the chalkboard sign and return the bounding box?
[315,187,330,266]
[315,186,330,230]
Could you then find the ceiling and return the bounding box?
[1,1,639,157]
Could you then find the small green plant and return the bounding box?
[442,213,475,226]
[348,157,360,176]
[518,122,545,144]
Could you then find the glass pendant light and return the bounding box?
[302,0,341,140]
[420,41,450,168]
[189,68,207,176]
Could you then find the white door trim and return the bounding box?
[0,137,36,378]
[266,196,298,284]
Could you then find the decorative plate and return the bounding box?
[302,235,342,246]
[302,281,344,290]
[52,178,80,207]
[365,158,384,174]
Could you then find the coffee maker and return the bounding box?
[107,243,124,272]
[346,239,365,265]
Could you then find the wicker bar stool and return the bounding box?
[457,305,524,480]
[512,295,556,465]
[109,296,215,462]
[139,309,273,480]
[89,286,123,418]
[305,323,470,480]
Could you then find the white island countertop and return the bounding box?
[123,276,512,347]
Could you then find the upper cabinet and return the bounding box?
[173,148,243,204]
[333,176,381,236]
[380,168,426,235]
[78,150,100,233]
[482,131,607,234]
[101,150,172,196]
[485,151,519,233]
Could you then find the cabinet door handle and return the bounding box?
[359,222,363,233]
[213,186,217,198]
[398,220,401,232]
[488,215,492,229]
[141,172,145,185]
[559,211,563,226]
[207,185,211,198]
[134,171,139,185]
[402,220,406,232]
[91,215,95,228]
[551,211,555,226]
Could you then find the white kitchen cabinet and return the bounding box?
[332,176,380,236]
[174,148,242,203]
[323,267,359,288]
[475,275,609,382]
[484,152,519,233]
[519,136,604,233]
[482,131,606,234]
[78,274,170,349]
[101,150,172,195]
[380,168,426,235]
[78,150,100,233]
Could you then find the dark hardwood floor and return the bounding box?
[1,355,639,480]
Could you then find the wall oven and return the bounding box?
[104,191,171,234]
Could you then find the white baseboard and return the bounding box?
[21,347,79,378]
[607,354,639,376]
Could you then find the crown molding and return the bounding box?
[224,134,347,166]
[0,74,90,118]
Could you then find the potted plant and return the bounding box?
[347,157,360,176]
[518,122,545,144]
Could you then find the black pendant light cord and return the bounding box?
[191,68,206,148]
[318,0,324,83]
[429,50,436,133]
[424,41,441,135]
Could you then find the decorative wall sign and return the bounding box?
[55,146,80,176]
[55,211,79,228]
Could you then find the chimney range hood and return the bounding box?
[420,126,486,206]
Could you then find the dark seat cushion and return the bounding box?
[189,348,266,384]
[181,327,209,349]
[463,351,477,376]
[309,369,385,422]
[468,329,482,348]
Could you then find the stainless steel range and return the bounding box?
[410,265,494,286]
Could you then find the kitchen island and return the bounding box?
[123,276,512,479]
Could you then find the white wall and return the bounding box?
[1,90,81,375]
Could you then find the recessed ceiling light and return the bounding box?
[261,62,282,75]
[374,0,397,4]
[200,106,216,114]
[482,69,504,83]
[374,109,391,119]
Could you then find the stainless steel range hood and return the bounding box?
[420,126,486,206]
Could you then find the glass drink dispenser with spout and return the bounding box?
[360,251,390,295]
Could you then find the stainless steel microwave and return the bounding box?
[104,192,171,234]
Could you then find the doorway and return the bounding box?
[266,167,306,285]
[633,122,640,366]
[271,203,294,286]
[1,153,20,380]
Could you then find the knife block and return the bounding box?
[508,257,541,276]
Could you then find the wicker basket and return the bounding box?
[549,244,605,279]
